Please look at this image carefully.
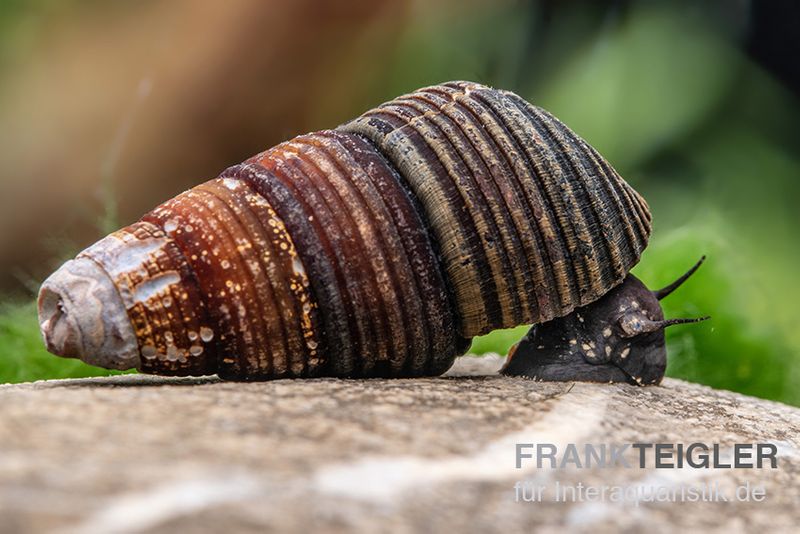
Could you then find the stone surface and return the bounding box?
[0,355,798,533]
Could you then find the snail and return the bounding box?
[37,81,707,382]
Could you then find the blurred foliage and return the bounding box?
[0,0,797,405]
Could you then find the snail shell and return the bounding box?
[38,81,651,380]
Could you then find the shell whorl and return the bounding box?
[341,81,651,337]
[38,81,651,379]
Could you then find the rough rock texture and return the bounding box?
[0,355,798,533]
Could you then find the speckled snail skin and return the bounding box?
[37,81,706,382]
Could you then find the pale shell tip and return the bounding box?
[37,258,140,371]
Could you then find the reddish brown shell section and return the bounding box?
[245,131,465,377]
[107,130,464,378]
[142,178,322,379]
[340,81,652,337]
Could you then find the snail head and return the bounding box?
[502,257,709,385]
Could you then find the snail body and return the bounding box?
[502,258,708,385]
[38,81,703,383]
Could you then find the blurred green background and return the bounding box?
[0,0,798,404]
